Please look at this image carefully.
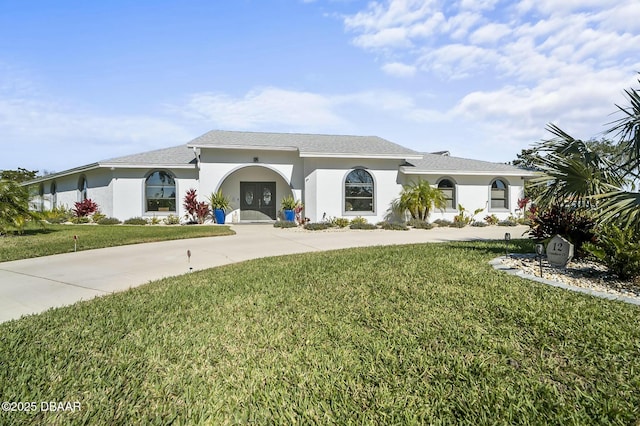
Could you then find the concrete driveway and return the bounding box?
[0,224,529,323]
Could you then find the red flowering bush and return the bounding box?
[73,199,98,217]
[183,189,210,224]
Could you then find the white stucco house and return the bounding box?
[27,130,536,223]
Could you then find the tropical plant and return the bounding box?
[330,217,350,228]
[349,216,368,225]
[41,206,73,224]
[529,77,640,230]
[527,205,597,258]
[453,204,484,225]
[280,195,298,210]
[583,225,640,281]
[183,188,210,224]
[393,179,446,221]
[208,190,231,212]
[0,179,38,234]
[73,199,99,217]
[484,214,499,225]
[163,214,180,225]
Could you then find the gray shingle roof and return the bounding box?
[186,130,422,159]
[404,152,536,175]
[100,145,197,166]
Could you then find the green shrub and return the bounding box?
[497,220,518,227]
[349,223,377,230]
[449,221,467,228]
[406,219,433,229]
[379,222,408,231]
[92,210,106,223]
[304,222,330,231]
[124,217,148,225]
[433,219,453,227]
[273,221,297,228]
[41,206,73,224]
[453,204,484,225]
[149,215,162,225]
[164,214,180,225]
[471,221,488,227]
[350,216,368,225]
[527,206,597,258]
[331,217,350,228]
[584,226,640,280]
[70,216,90,224]
[484,214,499,225]
[97,217,122,225]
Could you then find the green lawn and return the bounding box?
[0,224,234,262]
[1,240,639,425]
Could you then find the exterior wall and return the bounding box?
[403,173,525,222]
[302,158,404,223]
[199,148,303,222]
[36,167,198,221]
[111,168,198,221]
[38,170,114,216]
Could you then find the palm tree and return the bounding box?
[0,179,36,234]
[596,81,640,229]
[529,124,625,210]
[393,179,446,221]
[531,77,640,230]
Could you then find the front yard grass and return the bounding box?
[0,223,234,262]
[1,240,639,424]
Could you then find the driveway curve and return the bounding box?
[0,224,529,323]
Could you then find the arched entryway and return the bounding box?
[216,165,293,221]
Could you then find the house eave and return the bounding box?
[399,167,540,178]
[23,163,101,185]
[98,163,197,169]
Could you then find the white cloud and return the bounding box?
[180,87,347,131]
[352,27,411,49]
[469,23,511,45]
[0,80,192,170]
[381,62,417,77]
[419,44,499,79]
[340,0,640,159]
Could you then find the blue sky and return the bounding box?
[1,0,639,172]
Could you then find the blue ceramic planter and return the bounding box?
[214,208,226,224]
[284,209,295,222]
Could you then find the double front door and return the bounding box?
[240,182,276,220]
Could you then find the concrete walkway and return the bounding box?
[0,224,528,323]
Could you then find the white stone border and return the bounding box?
[489,257,640,307]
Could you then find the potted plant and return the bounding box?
[209,190,231,224]
[281,195,297,222]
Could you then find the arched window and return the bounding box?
[146,171,176,212]
[437,178,456,210]
[50,182,57,209]
[490,179,508,209]
[344,169,374,213]
[78,176,88,202]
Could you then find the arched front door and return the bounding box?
[240,181,276,220]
